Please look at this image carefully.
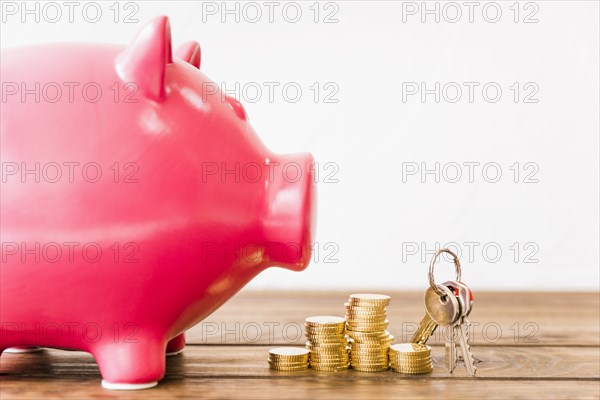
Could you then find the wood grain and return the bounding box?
[1,379,599,400]
[185,291,600,346]
[1,291,599,399]
[1,345,599,380]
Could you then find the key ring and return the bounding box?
[429,248,462,298]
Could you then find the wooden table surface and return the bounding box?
[1,291,599,399]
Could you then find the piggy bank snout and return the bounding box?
[263,152,316,271]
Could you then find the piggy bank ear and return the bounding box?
[175,41,201,69]
[116,16,173,101]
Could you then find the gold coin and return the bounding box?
[310,354,349,361]
[269,362,309,368]
[392,360,433,367]
[311,359,349,365]
[394,364,432,370]
[347,329,391,336]
[305,328,345,335]
[351,357,389,364]
[306,340,347,347]
[350,346,388,353]
[351,342,390,348]
[393,366,433,374]
[311,359,349,364]
[345,305,387,313]
[390,360,431,366]
[346,309,386,314]
[269,364,309,371]
[345,312,386,319]
[352,355,388,360]
[269,347,310,357]
[346,327,388,334]
[350,345,388,351]
[309,347,348,353]
[348,294,390,305]
[390,352,431,359]
[346,319,387,326]
[306,340,347,346]
[268,359,309,364]
[349,336,392,343]
[345,314,387,321]
[352,351,389,357]
[389,343,431,354]
[392,369,432,375]
[307,346,348,353]
[389,351,430,357]
[351,365,389,372]
[346,324,388,331]
[348,319,389,325]
[310,364,349,371]
[310,360,349,366]
[345,304,387,312]
[309,353,348,359]
[390,360,432,368]
[354,347,390,353]
[350,359,389,365]
[306,332,347,339]
[267,356,308,364]
[305,323,345,330]
[305,316,345,326]
[307,348,348,354]
[306,337,347,343]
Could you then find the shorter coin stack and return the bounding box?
[346,294,393,372]
[268,347,309,371]
[305,316,349,371]
[389,343,433,374]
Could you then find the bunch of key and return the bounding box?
[346,294,394,372]
[410,249,477,376]
[268,347,310,371]
[389,343,433,374]
[305,316,350,371]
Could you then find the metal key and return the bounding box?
[411,284,460,345]
[444,321,458,372]
[445,280,477,376]
[443,281,470,373]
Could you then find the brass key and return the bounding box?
[411,285,460,344]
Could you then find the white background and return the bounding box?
[2,1,598,291]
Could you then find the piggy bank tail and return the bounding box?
[262,152,316,271]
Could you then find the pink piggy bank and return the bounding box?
[0,16,315,390]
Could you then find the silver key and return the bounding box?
[446,281,477,376]
[411,285,460,345]
[454,320,476,376]
[444,325,458,372]
[441,281,464,372]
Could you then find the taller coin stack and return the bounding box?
[346,294,393,372]
[305,316,349,371]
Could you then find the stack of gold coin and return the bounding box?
[305,316,349,371]
[268,347,309,371]
[389,343,433,374]
[346,293,392,372]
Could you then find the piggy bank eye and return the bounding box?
[225,95,247,121]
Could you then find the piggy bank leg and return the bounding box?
[4,346,43,353]
[93,339,166,390]
[166,333,185,356]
